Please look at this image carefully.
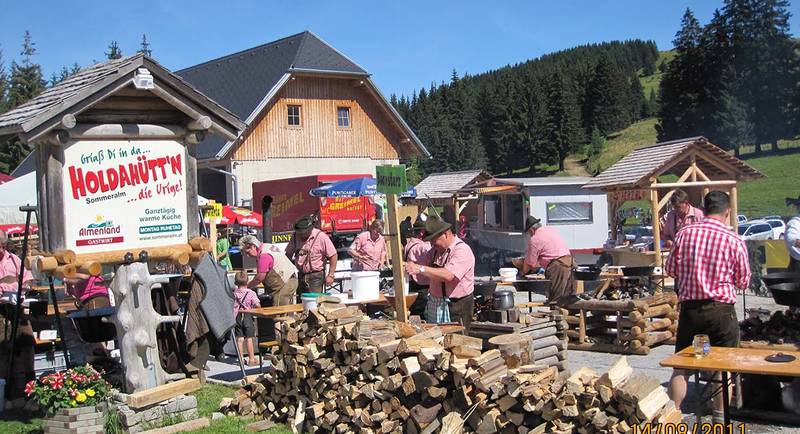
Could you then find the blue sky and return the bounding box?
[0,1,797,97]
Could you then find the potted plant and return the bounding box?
[25,365,111,432]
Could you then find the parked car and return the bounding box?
[738,221,774,240]
[737,215,747,224]
[750,218,786,239]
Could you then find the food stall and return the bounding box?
[583,136,764,267]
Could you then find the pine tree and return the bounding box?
[587,126,607,158]
[628,74,646,121]
[657,9,704,141]
[587,56,631,135]
[106,41,123,59]
[446,70,487,171]
[647,88,658,117]
[713,69,755,156]
[1,31,45,174]
[0,46,8,113]
[544,73,582,171]
[6,31,45,109]
[138,34,152,57]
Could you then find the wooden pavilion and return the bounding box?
[583,136,764,265]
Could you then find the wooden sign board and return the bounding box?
[61,139,189,253]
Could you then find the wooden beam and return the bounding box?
[650,180,737,189]
[656,165,697,210]
[386,193,408,322]
[67,123,187,139]
[124,378,201,409]
[690,154,697,182]
[187,115,212,131]
[730,184,739,232]
[650,188,662,266]
[694,165,711,182]
[151,83,237,142]
[60,114,77,130]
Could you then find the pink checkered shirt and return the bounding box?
[665,218,751,304]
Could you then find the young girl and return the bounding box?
[233,271,261,366]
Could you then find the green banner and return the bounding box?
[376,165,408,195]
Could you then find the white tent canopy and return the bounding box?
[0,172,208,225]
[0,172,37,225]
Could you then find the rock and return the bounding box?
[212,412,226,421]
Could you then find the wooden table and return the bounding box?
[243,304,304,319]
[660,346,800,425]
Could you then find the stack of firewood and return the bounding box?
[471,311,568,371]
[219,298,683,433]
[740,308,800,344]
[560,292,678,355]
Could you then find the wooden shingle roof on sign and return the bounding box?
[583,136,763,191]
[0,54,243,141]
[414,170,493,200]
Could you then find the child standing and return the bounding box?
[233,271,261,366]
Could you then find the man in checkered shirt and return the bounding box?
[665,191,751,421]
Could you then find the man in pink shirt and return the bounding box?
[0,230,34,303]
[661,189,704,249]
[349,220,388,271]
[403,218,431,316]
[522,216,575,303]
[405,217,475,329]
[285,216,338,294]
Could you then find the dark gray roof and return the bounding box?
[175,31,368,160]
[415,170,493,200]
[3,53,244,177]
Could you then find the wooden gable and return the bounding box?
[232,76,409,160]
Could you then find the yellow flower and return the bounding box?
[76,393,87,403]
[70,400,77,407]
[85,389,95,397]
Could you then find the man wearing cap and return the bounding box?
[240,235,298,306]
[404,218,431,316]
[349,220,388,271]
[522,216,575,303]
[285,216,338,295]
[786,195,800,272]
[405,217,475,329]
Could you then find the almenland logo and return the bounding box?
[76,215,123,247]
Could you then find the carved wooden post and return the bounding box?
[109,262,183,393]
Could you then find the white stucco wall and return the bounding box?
[527,185,608,251]
[229,157,399,205]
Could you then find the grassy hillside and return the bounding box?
[639,50,674,99]
[582,115,800,217]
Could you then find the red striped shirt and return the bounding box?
[665,218,751,304]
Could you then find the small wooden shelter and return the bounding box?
[584,136,764,265]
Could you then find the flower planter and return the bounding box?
[42,402,106,434]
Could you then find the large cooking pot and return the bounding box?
[68,307,117,343]
[763,272,800,287]
[768,282,800,307]
[622,266,655,277]
[493,290,515,310]
[474,281,498,298]
[573,265,601,281]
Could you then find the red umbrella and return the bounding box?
[206,206,263,228]
[0,224,38,235]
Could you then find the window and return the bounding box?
[483,196,502,228]
[287,105,301,126]
[337,107,350,128]
[546,202,593,224]
[503,195,524,231]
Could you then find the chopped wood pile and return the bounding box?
[560,292,678,355]
[740,308,800,344]
[470,311,568,371]
[219,299,682,433]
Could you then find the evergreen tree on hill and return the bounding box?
[447,71,487,171]
[544,73,582,171]
[587,56,631,135]
[713,67,755,156]
[657,9,704,141]
[627,73,646,121]
[0,46,8,113]
[138,34,152,57]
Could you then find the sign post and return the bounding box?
[376,165,409,322]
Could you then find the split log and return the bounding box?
[488,333,531,368]
[443,333,483,351]
[596,356,633,389]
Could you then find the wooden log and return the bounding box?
[489,333,531,368]
[78,261,102,276]
[36,256,59,272]
[54,264,77,279]
[618,318,673,342]
[170,251,190,266]
[563,298,646,313]
[628,304,674,322]
[531,345,560,361]
[53,249,77,264]
[189,236,211,251]
[530,334,561,351]
[124,378,201,409]
[596,356,633,389]
[443,333,483,351]
[73,243,193,265]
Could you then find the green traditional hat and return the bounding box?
[525,216,542,232]
[412,217,427,231]
[423,217,452,242]
[294,215,315,232]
